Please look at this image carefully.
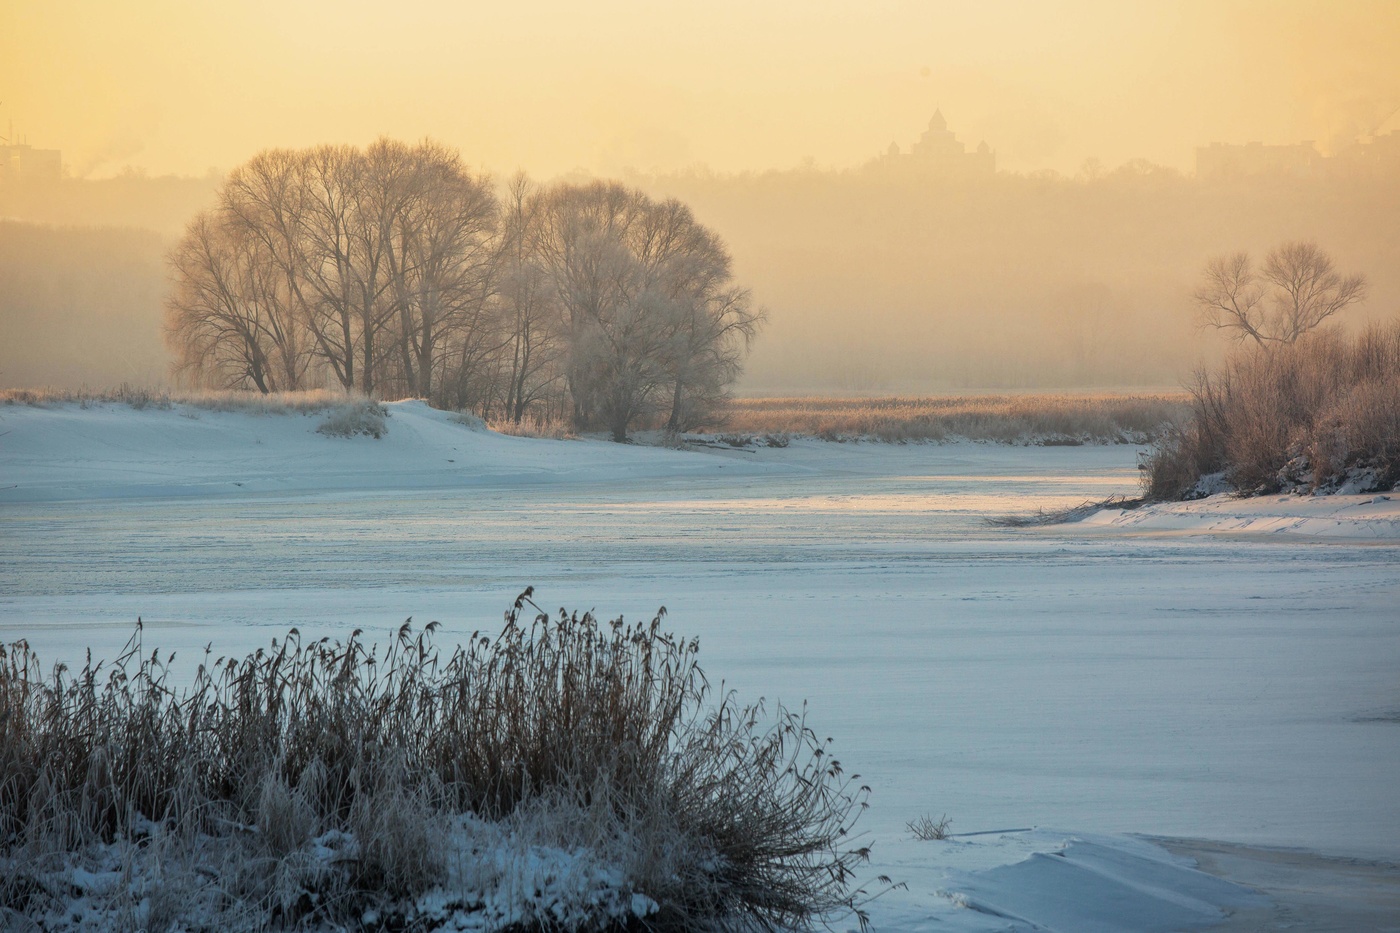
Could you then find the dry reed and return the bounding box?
[0,385,365,415]
[1142,321,1400,499]
[486,414,577,440]
[720,393,1189,444]
[0,592,870,932]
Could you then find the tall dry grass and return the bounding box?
[1142,321,1400,499]
[721,393,1189,444]
[0,385,363,415]
[0,593,869,932]
[486,413,576,440]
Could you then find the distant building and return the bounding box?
[1195,140,1321,181]
[1196,132,1400,182]
[0,142,63,183]
[877,110,996,176]
[1328,131,1400,178]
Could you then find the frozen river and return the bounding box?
[3,433,1398,866]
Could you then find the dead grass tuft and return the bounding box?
[315,400,389,438]
[906,814,951,841]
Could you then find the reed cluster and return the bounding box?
[0,593,868,932]
[1142,322,1400,498]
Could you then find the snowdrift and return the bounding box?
[0,400,772,503]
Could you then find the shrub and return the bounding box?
[315,400,389,438]
[0,593,869,932]
[1141,321,1400,498]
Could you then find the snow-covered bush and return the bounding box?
[316,400,389,438]
[450,410,488,431]
[0,593,869,932]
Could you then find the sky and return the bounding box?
[3,0,1399,180]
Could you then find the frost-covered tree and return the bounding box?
[536,182,760,440]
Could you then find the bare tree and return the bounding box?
[1196,241,1368,346]
[381,141,499,401]
[166,212,309,392]
[497,174,564,423]
[638,200,763,432]
[287,145,366,390]
[219,148,316,390]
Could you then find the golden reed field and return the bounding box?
[720,393,1191,443]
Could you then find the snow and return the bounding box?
[870,829,1268,933]
[0,399,773,503]
[3,400,1399,931]
[7,815,664,933]
[1081,490,1400,539]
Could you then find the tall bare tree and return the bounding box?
[1196,241,1368,347]
[497,174,563,423]
[381,141,499,400]
[166,212,309,392]
[638,199,763,432]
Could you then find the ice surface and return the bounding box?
[3,401,1398,930]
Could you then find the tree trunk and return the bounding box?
[665,377,684,433]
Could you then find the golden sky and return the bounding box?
[3,0,1399,179]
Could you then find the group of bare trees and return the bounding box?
[166,139,762,439]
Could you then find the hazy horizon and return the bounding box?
[4,0,1399,181]
[4,0,1399,395]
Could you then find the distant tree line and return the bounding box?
[165,139,762,439]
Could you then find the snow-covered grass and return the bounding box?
[721,393,1189,444]
[314,400,389,439]
[1079,488,1399,538]
[0,596,868,932]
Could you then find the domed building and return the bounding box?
[879,110,996,176]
